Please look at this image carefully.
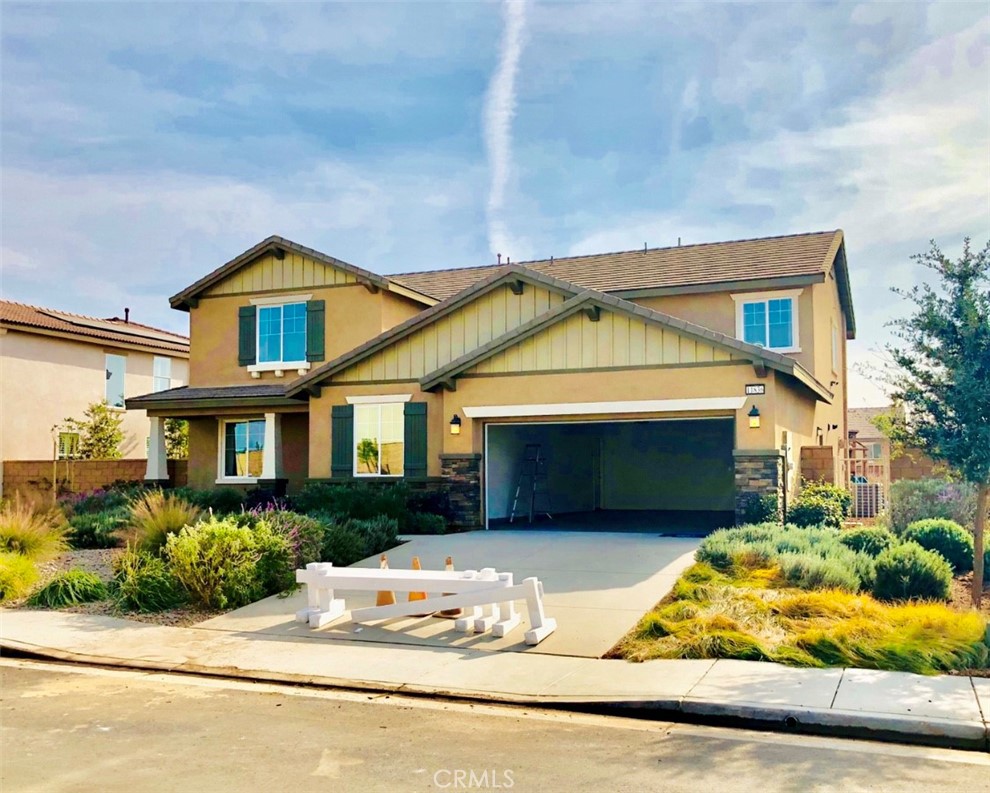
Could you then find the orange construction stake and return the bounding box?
[408,556,433,617]
[376,554,396,607]
[436,555,464,619]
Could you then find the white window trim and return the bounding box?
[250,293,313,306]
[731,289,802,354]
[353,401,406,478]
[216,417,265,484]
[254,299,309,371]
[346,394,413,404]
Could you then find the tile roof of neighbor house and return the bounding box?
[847,406,895,438]
[388,230,844,300]
[0,300,189,354]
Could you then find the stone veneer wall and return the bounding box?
[733,450,783,525]
[440,453,483,528]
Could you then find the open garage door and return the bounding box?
[484,418,734,533]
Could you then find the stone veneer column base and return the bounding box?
[733,449,784,525]
[440,453,483,529]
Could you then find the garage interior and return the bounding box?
[485,418,735,534]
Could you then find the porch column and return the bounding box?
[145,417,169,483]
[259,412,285,491]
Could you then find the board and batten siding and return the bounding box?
[204,252,358,296]
[332,285,567,383]
[467,310,739,375]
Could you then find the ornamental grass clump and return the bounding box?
[112,549,187,612]
[28,569,107,608]
[0,495,68,561]
[126,489,203,553]
[0,552,39,602]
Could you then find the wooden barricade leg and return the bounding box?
[454,570,482,633]
[522,576,557,645]
[492,572,521,638]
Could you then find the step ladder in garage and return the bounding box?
[509,444,553,524]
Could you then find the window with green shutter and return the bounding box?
[331,404,354,478]
[404,402,428,478]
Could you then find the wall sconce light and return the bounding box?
[748,405,761,429]
[449,414,462,435]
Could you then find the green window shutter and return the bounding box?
[331,404,354,478]
[404,402,428,479]
[306,300,326,362]
[238,305,257,366]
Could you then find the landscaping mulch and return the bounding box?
[20,547,222,627]
[948,573,990,619]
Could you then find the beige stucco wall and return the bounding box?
[0,329,188,464]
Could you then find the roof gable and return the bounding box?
[169,236,432,310]
[418,290,833,402]
[286,266,582,395]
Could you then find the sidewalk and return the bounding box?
[2,609,987,751]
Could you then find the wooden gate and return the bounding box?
[846,440,890,518]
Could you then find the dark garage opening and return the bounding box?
[485,418,735,534]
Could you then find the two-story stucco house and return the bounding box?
[128,230,854,529]
[0,300,189,495]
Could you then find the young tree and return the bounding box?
[883,238,990,606]
[63,401,125,460]
[164,419,189,459]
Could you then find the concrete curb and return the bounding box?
[5,638,988,753]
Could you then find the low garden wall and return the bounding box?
[800,446,835,484]
[1,459,188,503]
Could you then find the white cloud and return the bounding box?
[483,0,528,259]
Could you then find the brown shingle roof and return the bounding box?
[848,406,896,438]
[0,300,189,354]
[389,230,844,300]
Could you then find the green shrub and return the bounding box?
[839,527,898,558]
[903,518,974,573]
[404,512,447,535]
[889,478,977,534]
[350,515,399,556]
[165,516,294,610]
[0,497,68,561]
[68,508,128,549]
[258,510,325,567]
[800,480,852,518]
[873,543,953,601]
[777,553,866,593]
[28,569,107,608]
[59,484,142,516]
[112,549,187,612]
[127,489,204,553]
[0,552,39,602]
[321,522,369,567]
[739,493,779,525]
[170,487,246,515]
[788,495,844,529]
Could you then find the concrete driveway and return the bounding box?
[196,531,699,658]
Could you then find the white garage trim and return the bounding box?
[464,397,746,419]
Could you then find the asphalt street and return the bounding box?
[2,659,988,793]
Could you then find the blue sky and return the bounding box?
[2,1,988,405]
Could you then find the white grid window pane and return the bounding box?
[258,306,282,363]
[742,303,766,346]
[153,356,171,392]
[105,354,126,407]
[282,303,307,362]
[767,298,793,348]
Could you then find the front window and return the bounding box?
[868,442,883,460]
[105,354,126,407]
[153,356,172,392]
[258,303,306,364]
[354,403,404,476]
[222,419,265,479]
[58,432,80,460]
[734,292,800,352]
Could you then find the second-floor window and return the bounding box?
[258,302,307,365]
[105,353,126,408]
[733,291,800,353]
[153,356,172,392]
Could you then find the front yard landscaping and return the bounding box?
[0,481,450,624]
[610,480,990,676]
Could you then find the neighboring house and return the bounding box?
[0,300,189,491]
[847,405,937,483]
[128,230,855,528]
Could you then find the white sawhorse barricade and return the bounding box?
[295,563,557,646]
